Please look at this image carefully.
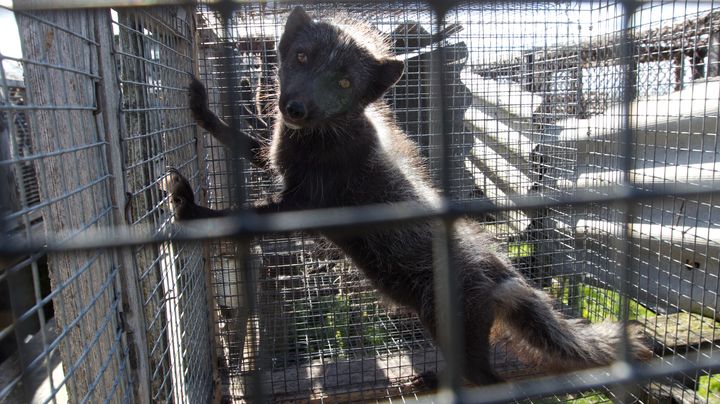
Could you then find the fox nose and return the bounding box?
[285,100,307,120]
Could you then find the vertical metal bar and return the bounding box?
[429,1,464,399]
[215,0,265,402]
[189,7,223,402]
[618,0,639,354]
[610,1,640,400]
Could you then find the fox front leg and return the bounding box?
[189,77,269,168]
[162,168,287,221]
[161,168,228,220]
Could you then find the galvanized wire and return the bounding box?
[0,1,719,403]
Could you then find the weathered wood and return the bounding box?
[644,313,720,352]
[93,9,151,403]
[554,78,720,142]
[558,162,720,189]
[461,69,543,119]
[576,220,720,247]
[643,381,707,404]
[17,9,123,402]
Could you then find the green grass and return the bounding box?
[697,374,720,403]
[289,290,389,360]
[531,392,611,404]
[574,283,655,322]
[507,241,534,259]
[564,392,612,403]
[545,280,720,401]
[548,279,655,323]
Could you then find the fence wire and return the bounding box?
[0,0,719,403]
[0,7,131,403]
[112,7,215,402]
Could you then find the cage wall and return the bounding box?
[0,0,718,403]
[194,1,720,403]
[0,6,215,403]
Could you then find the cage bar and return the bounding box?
[0,0,718,403]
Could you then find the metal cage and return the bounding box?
[0,0,719,403]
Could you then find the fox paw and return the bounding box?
[189,76,216,131]
[161,168,196,221]
[410,371,439,390]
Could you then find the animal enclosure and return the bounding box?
[0,0,719,403]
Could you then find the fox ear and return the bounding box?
[279,7,313,57]
[285,7,312,37]
[365,59,405,103]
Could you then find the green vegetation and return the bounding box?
[507,241,534,259]
[564,392,612,403]
[323,293,387,353]
[290,290,389,360]
[530,392,611,403]
[548,279,655,323]
[697,374,720,403]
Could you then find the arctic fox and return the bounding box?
[167,6,651,385]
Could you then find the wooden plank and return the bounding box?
[643,313,720,352]
[465,106,537,161]
[93,9,151,403]
[470,138,535,195]
[555,78,720,142]
[576,220,720,247]
[17,9,123,402]
[463,158,531,235]
[557,162,720,189]
[461,68,543,119]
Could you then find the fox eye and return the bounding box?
[297,52,307,64]
[338,78,351,89]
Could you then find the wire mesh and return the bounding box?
[0,7,131,403]
[195,4,443,400]
[0,0,718,403]
[193,1,720,402]
[111,7,215,403]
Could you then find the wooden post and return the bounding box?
[93,9,151,403]
[708,33,720,77]
[16,9,125,402]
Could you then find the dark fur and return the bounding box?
[172,7,651,385]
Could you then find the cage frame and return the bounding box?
[0,0,719,402]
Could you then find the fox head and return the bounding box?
[276,7,405,130]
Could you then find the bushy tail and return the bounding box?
[491,278,652,371]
